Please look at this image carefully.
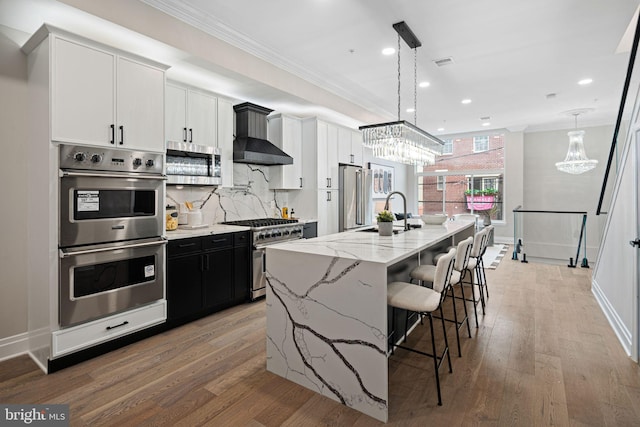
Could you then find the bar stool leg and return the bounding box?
[427,312,443,406]
[457,279,472,337]
[448,285,462,357]
[439,305,452,373]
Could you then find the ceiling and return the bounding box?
[2,0,640,136]
[140,0,640,135]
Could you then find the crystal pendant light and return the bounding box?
[555,112,598,174]
[360,21,443,166]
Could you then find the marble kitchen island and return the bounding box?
[265,220,475,422]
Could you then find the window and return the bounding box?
[473,136,489,152]
[442,139,453,155]
[418,133,505,221]
[468,175,499,193]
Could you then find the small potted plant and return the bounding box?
[376,210,395,236]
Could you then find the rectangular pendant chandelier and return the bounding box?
[360,120,444,166]
[360,21,444,166]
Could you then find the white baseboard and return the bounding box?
[592,277,632,357]
[0,332,29,362]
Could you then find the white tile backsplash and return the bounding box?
[166,163,289,223]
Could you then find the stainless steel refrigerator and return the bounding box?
[339,165,373,231]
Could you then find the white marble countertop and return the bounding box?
[164,224,250,240]
[268,220,475,266]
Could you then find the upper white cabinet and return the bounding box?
[316,121,340,190]
[351,130,364,166]
[268,113,303,190]
[337,127,363,166]
[49,35,166,152]
[166,82,217,146]
[217,98,234,187]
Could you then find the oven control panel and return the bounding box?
[59,144,164,174]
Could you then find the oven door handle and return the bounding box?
[59,170,167,180]
[59,238,167,258]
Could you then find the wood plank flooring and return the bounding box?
[2,257,640,426]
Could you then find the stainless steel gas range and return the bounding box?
[221,218,303,300]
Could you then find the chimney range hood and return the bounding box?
[233,102,293,166]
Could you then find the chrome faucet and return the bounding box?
[384,191,409,231]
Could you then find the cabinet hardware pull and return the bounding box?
[106,321,129,331]
[299,177,303,188]
[327,191,331,202]
[328,178,332,188]
[111,225,125,230]
[183,127,187,142]
[178,243,197,248]
[189,128,193,143]
[119,125,124,145]
[110,124,115,144]
[212,238,227,243]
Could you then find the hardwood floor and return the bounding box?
[2,257,640,426]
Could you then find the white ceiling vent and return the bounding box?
[433,57,454,67]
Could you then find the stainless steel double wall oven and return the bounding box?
[58,144,166,327]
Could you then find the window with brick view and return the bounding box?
[418,134,504,221]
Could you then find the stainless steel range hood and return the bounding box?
[233,102,293,166]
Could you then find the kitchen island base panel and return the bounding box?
[266,250,389,422]
[265,221,475,422]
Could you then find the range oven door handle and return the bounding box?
[59,170,167,180]
[59,238,167,258]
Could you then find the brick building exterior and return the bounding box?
[419,134,505,220]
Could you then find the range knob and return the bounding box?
[145,159,155,167]
[73,152,86,162]
[133,158,142,167]
[90,154,103,163]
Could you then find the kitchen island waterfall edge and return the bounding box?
[265,220,475,422]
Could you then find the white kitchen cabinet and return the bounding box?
[50,35,166,152]
[116,57,165,152]
[337,126,363,166]
[268,113,303,190]
[317,121,339,189]
[217,98,234,187]
[351,130,364,166]
[317,190,339,236]
[166,82,217,146]
[51,300,166,358]
[165,84,187,143]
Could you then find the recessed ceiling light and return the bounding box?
[461,99,472,104]
[406,108,415,113]
[437,127,445,132]
[482,122,490,127]
[578,78,593,85]
[382,47,395,55]
[419,81,430,88]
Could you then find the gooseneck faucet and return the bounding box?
[384,191,409,232]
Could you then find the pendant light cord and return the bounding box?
[397,34,401,121]
[414,47,417,125]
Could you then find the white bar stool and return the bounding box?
[387,248,456,406]
[410,237,474,356]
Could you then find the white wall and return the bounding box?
[592,129,636,357]
[496,130,524,244]
[522,125,613,261]
[0,25,29,346]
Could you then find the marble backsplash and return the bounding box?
[166,163,289,223]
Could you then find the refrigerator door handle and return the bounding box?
[355,169,363,225]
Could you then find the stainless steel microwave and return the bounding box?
[166,141,222,186]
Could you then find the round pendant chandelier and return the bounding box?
[555,110,598,174]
